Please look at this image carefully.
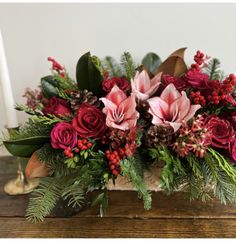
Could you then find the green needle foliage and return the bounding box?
[103,56,123,77]
[203,58,223,80]
[120,52,136,80]
[120,156,152,210]
[149,145,236,204]
[91,189,109,217]
[149,145,185,192]
[26,177,65,223]
[7,118,51,141]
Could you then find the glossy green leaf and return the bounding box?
[41,75,60,98]
[141,52,162,75]
[76,52,103,97]
[3,136,50,158]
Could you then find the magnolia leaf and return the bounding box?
[3,136,50,158]
[141,52,162,75]
[25,152,49,178]
[168,47,187,59]
[157,47,188,77]
[76,52,103,97]
[41,75,60,98]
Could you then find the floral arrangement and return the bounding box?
[3,48,236,222]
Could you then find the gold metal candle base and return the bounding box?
[4,158,39,195]
[4,171,39,195]
[4,125,39,195]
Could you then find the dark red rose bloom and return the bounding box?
[42,97,72,117]
[205,115,235,149]
[72,103,106,138]
[102,77,130,93]
[229,139,236,163]
[51,122,77,150]
[162,74,188,91]
[183,69,209,89]
[220,111,236,130]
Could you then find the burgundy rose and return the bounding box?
[183,69,209,89]
[72,103,106,138]
[51,122,77,149]
[102,77,130,93]
[162,74,187,91]
[230,139,236,163]
[205,115,235,149]
[42,97,72,117]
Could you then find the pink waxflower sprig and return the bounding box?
[23,88,43,110]
[171,115,211,158]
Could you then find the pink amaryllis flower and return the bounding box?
[100,85,139,131]
[131,70,162,101]
[147,83,201,132]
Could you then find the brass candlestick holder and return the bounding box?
[3,126,39,195]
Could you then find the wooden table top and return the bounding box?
[1,156,236,238]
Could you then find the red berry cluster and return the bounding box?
[191,50,205,70]
[190,91,206,106]
[207,74,236,105]
[63,139,93,158]
[223,74,236,91]
[194,51,205,65]
[207,91,221,105]
[105,148,126,176]
[77,138,93,150]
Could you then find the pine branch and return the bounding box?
[120,52,136,80]
[120,157,152,210]
[36,144,69,177]
[62,180,85,208]
[7,118,51,141]
[91,189,109,217]
[203,58,222,80]
[103,56,123,77]
[26,177,64,223]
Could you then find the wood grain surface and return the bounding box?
[1,156,236,238]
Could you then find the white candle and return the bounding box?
[0,30,18,128]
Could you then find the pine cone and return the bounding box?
[145,125,174,147]
[67,90,100,111]
[137,100,152,123]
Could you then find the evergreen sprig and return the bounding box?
[120,52,136,80]
[120,157,152,210]
[36,144,69,176]
[91,189,109,217]
[15,104,43,116]
[203,58,223,80]
[7,118,51,141]
[26,177,64,223]
[103,56,123,77]
[149,146,185,192]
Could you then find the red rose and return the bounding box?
[102,77,130,93]
[205,115,235,149]
[183,69,209,89]
[51,122,77,149]
[42,97,72,117]
[72,103,106,138]
[162,74,187,91]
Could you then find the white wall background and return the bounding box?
[0,3,236,155]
